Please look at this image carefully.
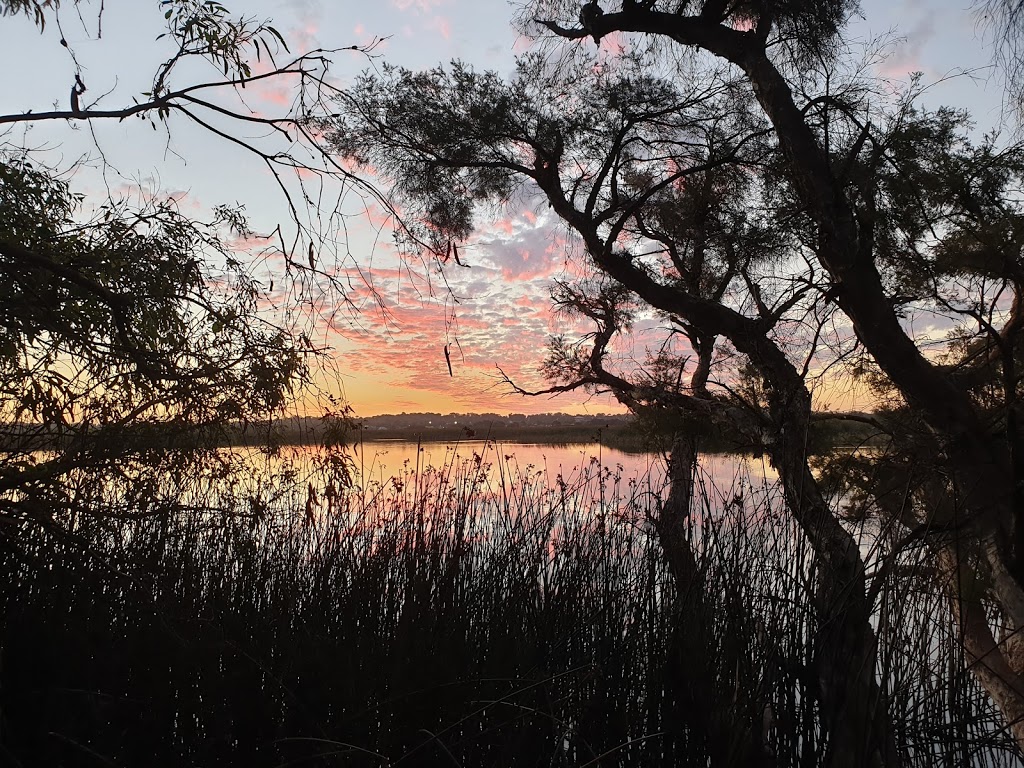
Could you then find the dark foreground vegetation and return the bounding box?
[0,449,1018,767]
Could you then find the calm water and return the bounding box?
[351,439,774,481]
[351,440,664,487]
[218,440,785,525]
[346,440,781,509]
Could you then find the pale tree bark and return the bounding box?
[937,545,1024,752]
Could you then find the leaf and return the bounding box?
[267,25,290,52]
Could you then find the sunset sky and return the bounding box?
[0,0,1007,417]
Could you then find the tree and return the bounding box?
[0,0,375,530]
[976,0,1024,119]
[327,2,1024,763]
[0,151,304,520]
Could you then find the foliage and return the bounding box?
[0,149,307,524]
[330,53,796,442]
[0,0,375,527]
[975,0,1024,118]
[327,1,1024,762]
[151,0,290,102]
[0,0,52,26]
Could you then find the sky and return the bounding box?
[0,0,1010,417]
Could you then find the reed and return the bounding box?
[0,445,1017,766]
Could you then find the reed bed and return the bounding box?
[0,445,1018,766]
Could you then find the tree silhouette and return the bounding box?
[0,1,378,528]
[327,2,1024,761]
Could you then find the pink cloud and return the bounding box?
[428,15,452,40]
[320,265,562,410]
[597,30,629,58]
[875,15,938,80]
[512,294,546,313]
[227,233,275,252]
[288,22,321,53]
[302,208,643,415]
[256,83,293,107]
[351,22,383,48]
[362,201,400,231]
[391,0,446,12]
[512,34,533,54]
[475,225,568,282]
[491,216,515,236]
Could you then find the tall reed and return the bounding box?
[0,445,1017,766]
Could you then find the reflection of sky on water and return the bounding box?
[346,440,781,512]
[351,440,664,490]
[222,442,787,532]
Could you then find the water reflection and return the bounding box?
[351,440,775,490]
[216,440,784,533]
[352,440,665,490]
[340,440,782,522]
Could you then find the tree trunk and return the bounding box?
[530,15,901,759]
[731,39,1024,758]
[659,434,775,767]
[765,392,900,768]
[658,435,701,594]
[936,544,1024,752]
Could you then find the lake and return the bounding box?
[294,439,787,525]
[351,439,776,485]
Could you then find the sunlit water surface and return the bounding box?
[269,440,786,520]
[350,440,776,490]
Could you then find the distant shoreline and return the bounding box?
[348,424,644,448]
[1,410,881,455]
